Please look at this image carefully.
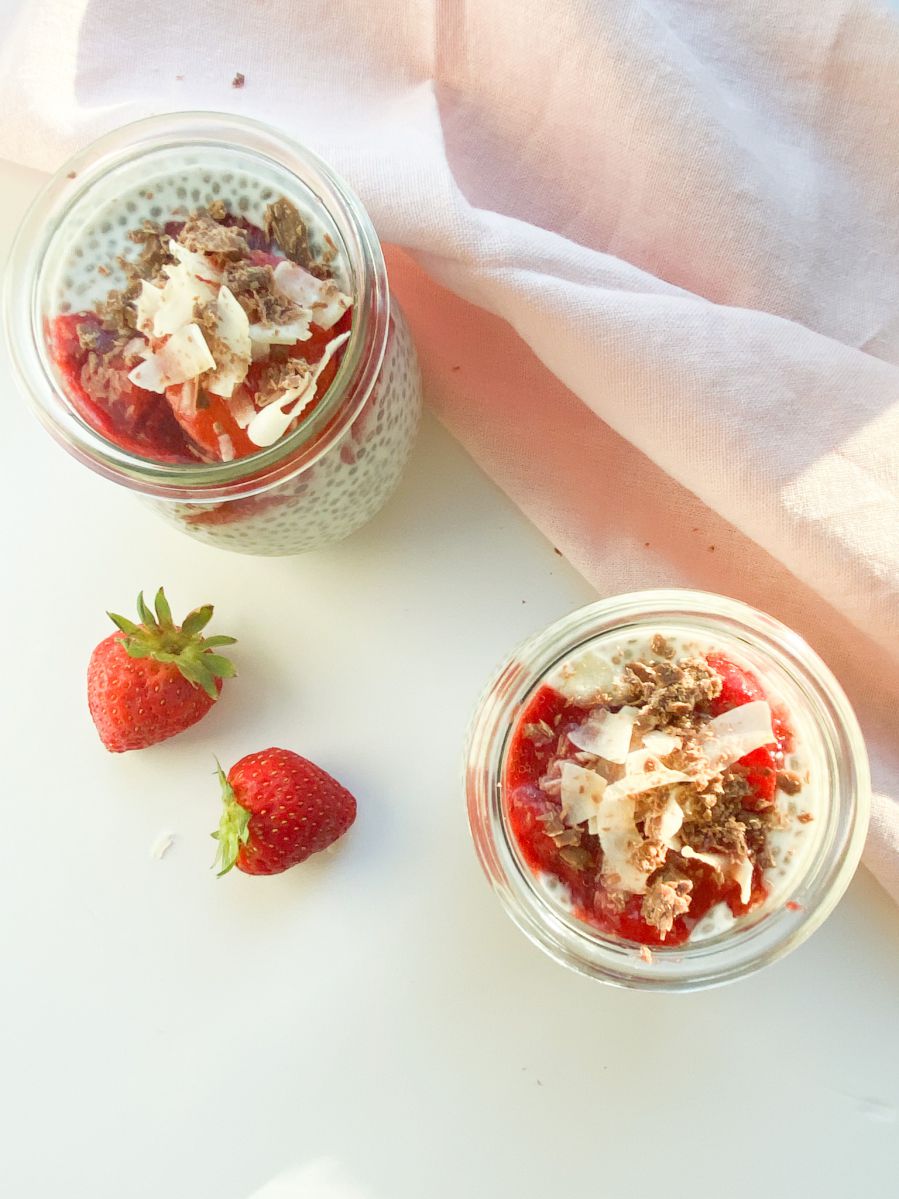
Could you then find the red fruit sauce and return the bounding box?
[503,655,791,947]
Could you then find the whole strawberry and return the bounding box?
[87,588,236,752]
[212,748,357,875]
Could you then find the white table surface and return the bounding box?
[1,157,897,1199]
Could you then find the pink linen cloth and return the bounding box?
[0,0,897,900]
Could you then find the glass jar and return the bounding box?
[4,112,422,555]
[465,590,870,991]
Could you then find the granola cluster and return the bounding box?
[601,648,722,727]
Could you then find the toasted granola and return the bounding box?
[220,261,303,326]
[178,209,249,260]
[641,875,693,936]
[263,197,314,269]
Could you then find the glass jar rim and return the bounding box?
[465,589,871,991]
[3,110,389,502]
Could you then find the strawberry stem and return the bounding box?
[211,759,251,876]
[107,588,236,700]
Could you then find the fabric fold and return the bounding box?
[0,0,896,899]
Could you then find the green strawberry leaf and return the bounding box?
[181,605,214,637]
[202,654,237,678]
[107,589,237,698]
[136,592,154,626]
[154,587,174,629]
[122,641,153,659]
[177,657,219,699]
[211,759,251,876]
[108,612,139,635]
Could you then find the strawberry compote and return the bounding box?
[503,632,816,947]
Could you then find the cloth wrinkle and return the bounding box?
[1,0,897,903]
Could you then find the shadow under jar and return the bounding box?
[465,590,870,991]
[4,112,422,555]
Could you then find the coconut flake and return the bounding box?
[594,791,650,894]
[149,831,176,861]
[702,700,775,771]
[654,793,684,846]
[680,845,730,874]
[162,324,216,381]
[568,705,639,763]
[272,260,326,306]
[603,765,693,805]
[128,324,215,392]
[272,260,352,330]
[621,747,656,775]
[228,389,256,430]
[134,280,163,335]
[245,376,314,448]
[205,285,251,397]
[170,241,222,283]
[733,855,753,904]
[248,317,313,355]
[246,329,351,448]
[150,243,221,339]
[559,762,607,827]
[641,730,682,757]
[127,346,165,393]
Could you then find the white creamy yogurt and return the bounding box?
[532,871,577,915]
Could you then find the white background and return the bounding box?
[1,159,897,1199]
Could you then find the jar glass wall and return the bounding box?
[4,112,422,555]
[465,590,870,991]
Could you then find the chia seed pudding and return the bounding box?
[5,113,421,554]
